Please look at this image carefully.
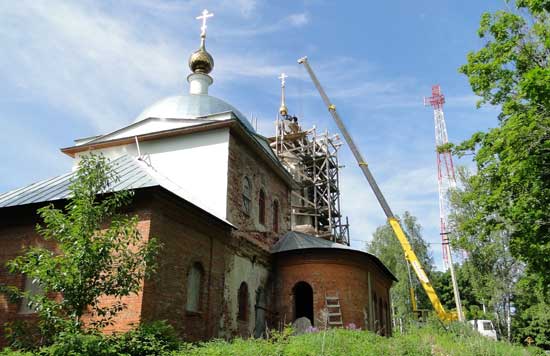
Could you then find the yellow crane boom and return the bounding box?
[298,56,457,322]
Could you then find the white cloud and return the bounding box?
[287,13,309,27]
[0,1,315,135]
[225,0,258,18]
[0,1,187,132]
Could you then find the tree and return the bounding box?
[431,262,483,320]
[453,1,550,345]
[448,167,521,340]
[512,274,550,348]
[367,212,434,326]
[456,0,550,289]
[3,154,159,342]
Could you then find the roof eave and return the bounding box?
[60,120,235,158]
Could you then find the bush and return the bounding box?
[1,321,544,356]
[37,332,118,356]
[1,321,182,356]
[112,321,181,356]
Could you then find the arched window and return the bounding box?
[238,282,249,321]
[186,262,203,312]
[258,189,266,225]
[272,200,279,233]
[242,177,252,215]
[19,275,42,314]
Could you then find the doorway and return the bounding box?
[293,281,314,325]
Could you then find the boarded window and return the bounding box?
[19,276,42,314]
[238,282,249,321]
[272,200,279,233]
[242,177,252,215]
[186,263,203,312]
[258,189,266,225]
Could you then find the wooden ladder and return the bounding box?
[325,294,343,327]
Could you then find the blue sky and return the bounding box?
[0,0,505,269]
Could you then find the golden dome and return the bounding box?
[189,38,214,74]
[279,104,288,116]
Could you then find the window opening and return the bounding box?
[293,281,314,325]
[186,263,203,312]
[238,282,249,321]
[242,177,252,215]
[258,189,266,225]
[273,200,279,233]
[19,276,42,314]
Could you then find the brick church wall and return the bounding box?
[0,198,154,345]
[0,188,235,345]
[140,189,232,341]
[274,249,393,335]
[226,132,291,250]
[222,130,294,337]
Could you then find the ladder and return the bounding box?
[325,294,343,327]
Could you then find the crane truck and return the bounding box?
[298,56,458,322]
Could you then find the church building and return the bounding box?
[0,10,396,343]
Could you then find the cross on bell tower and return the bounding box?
[279,73,289,116]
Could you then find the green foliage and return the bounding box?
[2,323,543,356]
[112,321,181,356]
[448,167,520,341]
[435,142,454,154]
[452,1,550,346]
[512,274,550,348]
[456,0,550,289]
[367,212,434,323]
[431,261,490,320]
[3,154,160,346]
[37,332,118,356]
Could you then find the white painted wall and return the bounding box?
[220,254,270,337]
[74,128,230,220]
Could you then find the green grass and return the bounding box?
[178,323,543,356]
[1,322,545,355]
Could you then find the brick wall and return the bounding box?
[274,249,394,335]
[226,131,291,249]
[140,188,232,341]
[0,217,57,340]
[0,198,154,345]
[0,188,235,345]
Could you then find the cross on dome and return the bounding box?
[196,9,214,37]
[278,73,289,116]
[279,73,288,87]
[188,9,215,76]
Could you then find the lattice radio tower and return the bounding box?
[424,85,457,266]
[424,84,464,320]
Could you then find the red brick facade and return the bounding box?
[226,130,291,248]
[274,249,394,335]
[0,188,233,344]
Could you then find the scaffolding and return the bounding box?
[269,114,350,245]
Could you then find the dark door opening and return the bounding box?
[293,281,314,325]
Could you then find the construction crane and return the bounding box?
[298,56,458,322]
